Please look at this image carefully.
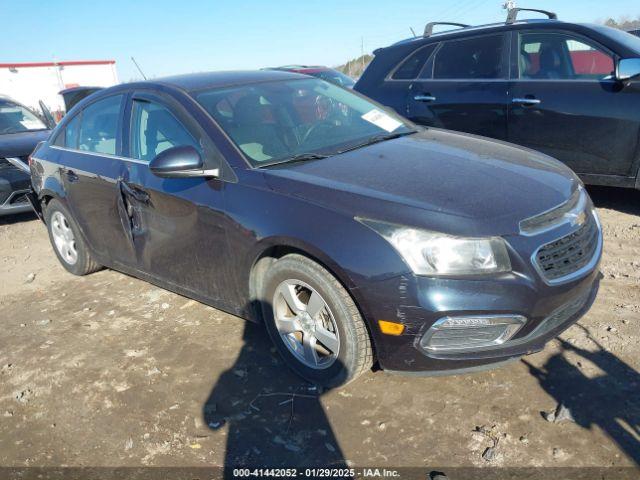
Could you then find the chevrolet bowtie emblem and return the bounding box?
[565,210,587,227]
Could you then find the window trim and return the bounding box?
[511,29,619,82]
[427,32,510,81]
[49,144,149,165]
[385,43,439,82]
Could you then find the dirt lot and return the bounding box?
[0,186,639,471]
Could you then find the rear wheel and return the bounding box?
[261,254,373,387]
[45,198,101,276]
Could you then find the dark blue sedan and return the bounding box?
[29,70,602,386]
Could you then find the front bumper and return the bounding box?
[358,209,602,373]
[364,266,600,373]
[0,170,32,216]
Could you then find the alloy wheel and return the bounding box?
[272,279,340,369]
[51,211,78,265]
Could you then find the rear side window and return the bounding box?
[62,114,81,149]
[78,95,123,155]
[391,44,437,80]
[130,100,200,162]
[433,34,505,79]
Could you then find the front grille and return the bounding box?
[535,214,599,282]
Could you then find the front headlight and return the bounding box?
[358,219,511,276]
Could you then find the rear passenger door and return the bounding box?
[54,94,137,266]
[508,30,640,177]
[369,43,438,117]
[406,33,510,139]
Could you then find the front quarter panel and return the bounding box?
[224,169,412,342]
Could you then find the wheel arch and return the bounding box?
[247,238,367,321]
[246,237,379,363]
[37,177,67,214]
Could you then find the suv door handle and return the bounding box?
[513,97,541,106]
[414,94,437,102]
[66,170,79,183]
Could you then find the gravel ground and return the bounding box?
[0,186,638,470]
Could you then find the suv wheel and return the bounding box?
[261,254,373,387]
[45,198,101,276]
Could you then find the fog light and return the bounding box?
[420,315,526,353]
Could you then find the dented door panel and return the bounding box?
[121,161,234,304]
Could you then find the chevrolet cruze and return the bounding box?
[29,70,602,386]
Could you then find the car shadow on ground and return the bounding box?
[202,320,347,475]
[587,185,640,216]
[0,211,36,226]
[523,326,640,466]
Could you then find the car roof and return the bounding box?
[149,69,309,92]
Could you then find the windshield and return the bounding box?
[195,78,415,167]
[0,101,47,134]
[309,70,356,87]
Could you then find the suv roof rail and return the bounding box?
[506,8,557,24]
[423,22,470,37]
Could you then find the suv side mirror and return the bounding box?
[149,145,219,178]
[616,58,640,82]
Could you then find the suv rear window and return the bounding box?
[391,44,437,80]
[433,34,505,79]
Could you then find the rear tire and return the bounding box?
[45,198,101,276]
[261,254,373,387]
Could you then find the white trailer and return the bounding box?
[0,60,118,120]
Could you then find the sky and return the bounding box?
[1,0,639,81]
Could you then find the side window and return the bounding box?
[391,44,437,80]
[433,34,505,79]
[519,33,614,80]
[130,100,200,162]
[78,95,122,155]
[58,113,81,148]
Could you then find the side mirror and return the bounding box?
[616,58,640,82]
[149,145,219,178]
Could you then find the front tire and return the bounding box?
[45,198,101,276]
[261,254,373,387]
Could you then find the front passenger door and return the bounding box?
[508,31,640,177]
[121,93,235,305]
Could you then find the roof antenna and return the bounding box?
[131,56,147,80]
[503,0,516,10]
[410,27,417,37]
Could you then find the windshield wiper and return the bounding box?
[335,130,417,155]
[258,153,329,168]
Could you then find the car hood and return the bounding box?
[262,128,579,236]
[0,130,50,159]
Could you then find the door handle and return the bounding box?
[513,97,541,106]
[414,94,437,102]
[66,170,79,183]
